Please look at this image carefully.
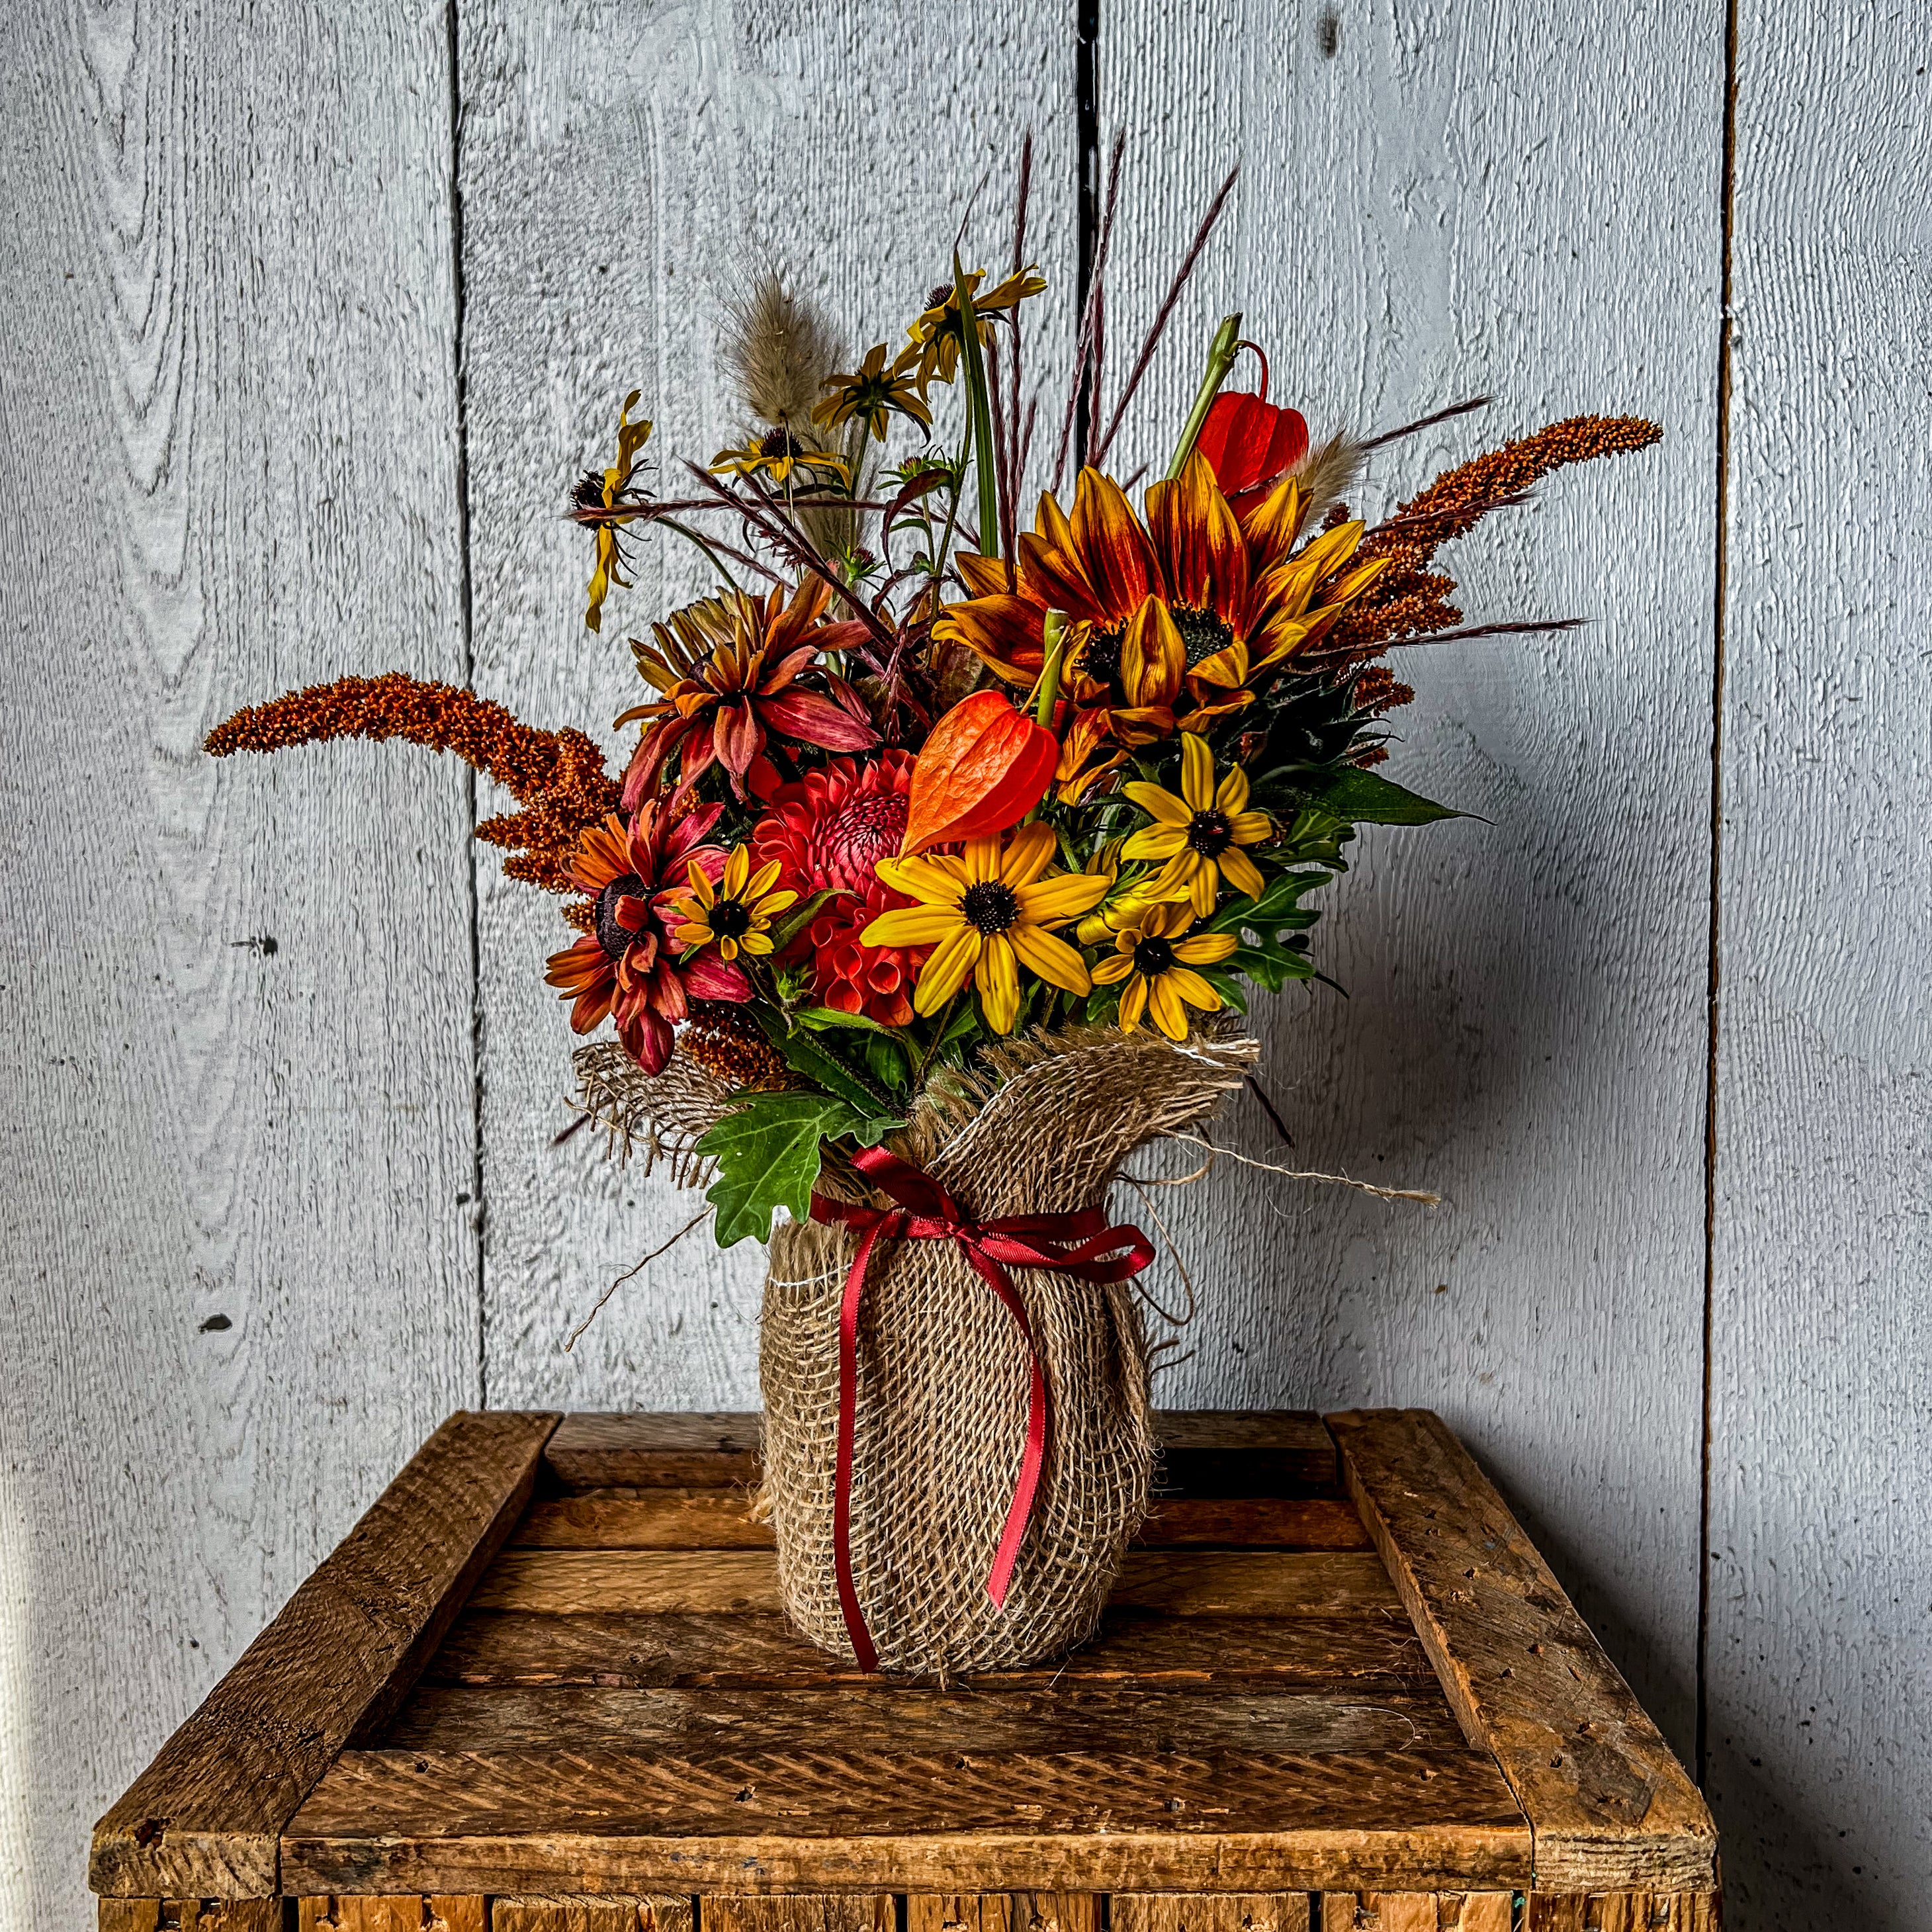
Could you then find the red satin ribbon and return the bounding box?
[809,1145,1155,1673]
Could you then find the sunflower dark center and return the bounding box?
[1080,626,1125,692]
[1172,604,1235,668]
[924,282,955,311]
[961,880,1021,935]
[1131,935,1177,976]
[1186,811,1234,857]
[595,875,648,957]
[709,898,752,939]
[759,428,806,459]
[572,468,608,511]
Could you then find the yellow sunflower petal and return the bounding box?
[912,923,981,1016]
[1092,953,1136,985]
[745,857,783,901]
[673,922,713,949]
[963,836,1004,885]
[1146,973,1190,1040]
[1013,869,1112,925]
[752,888,799,918]
[874,855,966,906]
[1122,779,1190,826]
[739,932,775,956]
[862,904,963,948]
[978,933,1022,1033]
[1215,764,1251,814]
[1118,975,1149,1032]
[1165,965,1221,1011]
[1229,810,1273,844]
[1178,730,1214,811]
[1120,597,1185,709]
[1122,825,1186,863]
[1219,846,1266,899]
[723,844,750,897]
[717,935,740,962]
[1000,821,1059,887]
[686,858,716,907]
[1174,931,1241,965]
[1010,922,1092,996]
[1149,900,1195,937]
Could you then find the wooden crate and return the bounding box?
[91,1410,1718,1930]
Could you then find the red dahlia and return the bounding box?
[751,751,930,1025]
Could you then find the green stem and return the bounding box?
[955,252,1001,562]
[1165,312,1245,481]
[1033,609,1067,728]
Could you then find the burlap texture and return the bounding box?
[760,1026,1258,1674]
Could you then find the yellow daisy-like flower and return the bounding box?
[906,265,1048,388]
[1090,900,1240,1041]
[864,822,1110,1034]
[668,844,797,964]
[812,343,933,442]
[710,428,850,488]
[582,388,652,633]
[1121,734,1273,916]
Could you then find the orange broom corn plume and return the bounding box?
[897,689,1059,856]
[204,673,620,893]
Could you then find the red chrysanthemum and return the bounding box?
[750,751,929,1024]
[805,879,929,1027]
[751,749,916,893]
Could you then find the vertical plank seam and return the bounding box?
[443,0,488,1410]
[1695,0,1743,1793]
[1074,0,1100,457]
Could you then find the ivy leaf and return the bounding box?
[745,1004,892,1114]
[1284,766,1462,825]
[694,1092,900,1247]
[1213,867,1329,994]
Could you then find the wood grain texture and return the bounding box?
[545,1418,764,1493]
[1096,0,1720,1762]
[455,0,1077,1412]
[1522,1898,1718,1932]
[294,1903,488,1932]
[425,1610,1441,1692]
[509,1491,1367,1552]
[91,1412,559,1898]
[1330,1412,1713,1895]
[1706,7,1932,1929]
[909,1895,1102,1932]
[1113,1895,1311,1932]
[701,1899,893,1932]
[493,1900,693,1932]
[465,1548,1401,1618]
[0,0,480,1925]
[283,1745,1528,1895]
[97,1906,282,1932]
[1319,1900,1511,1932]
[380,1683,1466,1755]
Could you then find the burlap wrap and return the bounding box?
[574,1024,1258,1675]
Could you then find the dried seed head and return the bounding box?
[721,270,843,431]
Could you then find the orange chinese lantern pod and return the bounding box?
[899,690,1059,856]
[1197,390,1309,511]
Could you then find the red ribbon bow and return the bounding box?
[809,1145,1155,1672]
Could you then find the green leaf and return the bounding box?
[1208,867,1331,933]
[1285,766,1462,825]
[695,1091,902,1247]
[793,1004,897,1036]
[769,889,837,952]
[745,1004,891,1114]
[865,1030,910,1094]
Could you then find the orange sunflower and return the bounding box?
[935,455,1390,780]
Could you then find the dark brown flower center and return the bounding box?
[924,282,956,312]
[1186,811,1233,857]
[961,880,1020,935]
[759,428,807,460]
[708,898,752,939]
[1131,934,1176,976]
[595,875,648,957]
[1172,604,1235,667]
[572,468,608,511]
[1080,626,1125,692]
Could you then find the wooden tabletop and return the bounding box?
[91,1409,1717,1925]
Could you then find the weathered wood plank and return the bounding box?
[909,1896,1101,1932]
[283,1746,1530,1894]
[425,1610,1440,1692]
[1319,1900,1511,1932]
[701,1900,893,1932]
[1708,7,1932,1926]
[91,1413,560,1898]
[510,1493,1368,1552]
[3,0,480,1925]
[465,1549,1401,1618]
[380,1683,1466,1755]
[1329,1411,1714,1896]
[97,1908,282,1932]
[1113,1894,1311,1932]
[1522,1897,1718,1932]
[545,1419,764,1493]
[492,1898,694,1932]
[1098,0,1718,1769]
[294,1903,488,1932]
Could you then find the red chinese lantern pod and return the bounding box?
[899,690,1060,856]
[1196,390,1309,505]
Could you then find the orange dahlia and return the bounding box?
[935,455,1391,762]
[543,801,750,1073]
[750,751,930,1025]
[617,579,879,808]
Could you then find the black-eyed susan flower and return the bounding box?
[1090,900,1239,1040]
[864,822,1109,1034]
[668,844,797,964]
[1121,732,1273,916]
[907,266,1047,388]
[710,427,850,488]
[813,343,933,442]
[581,390,652,632]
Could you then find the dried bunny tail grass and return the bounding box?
[570,1039,743,1188]
[722,269,844,431]
[1292,432,1364,522]
[205,674,619,893]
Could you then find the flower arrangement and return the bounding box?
[207,144,1659,1673]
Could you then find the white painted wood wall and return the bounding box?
[1,1,1924,1925]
